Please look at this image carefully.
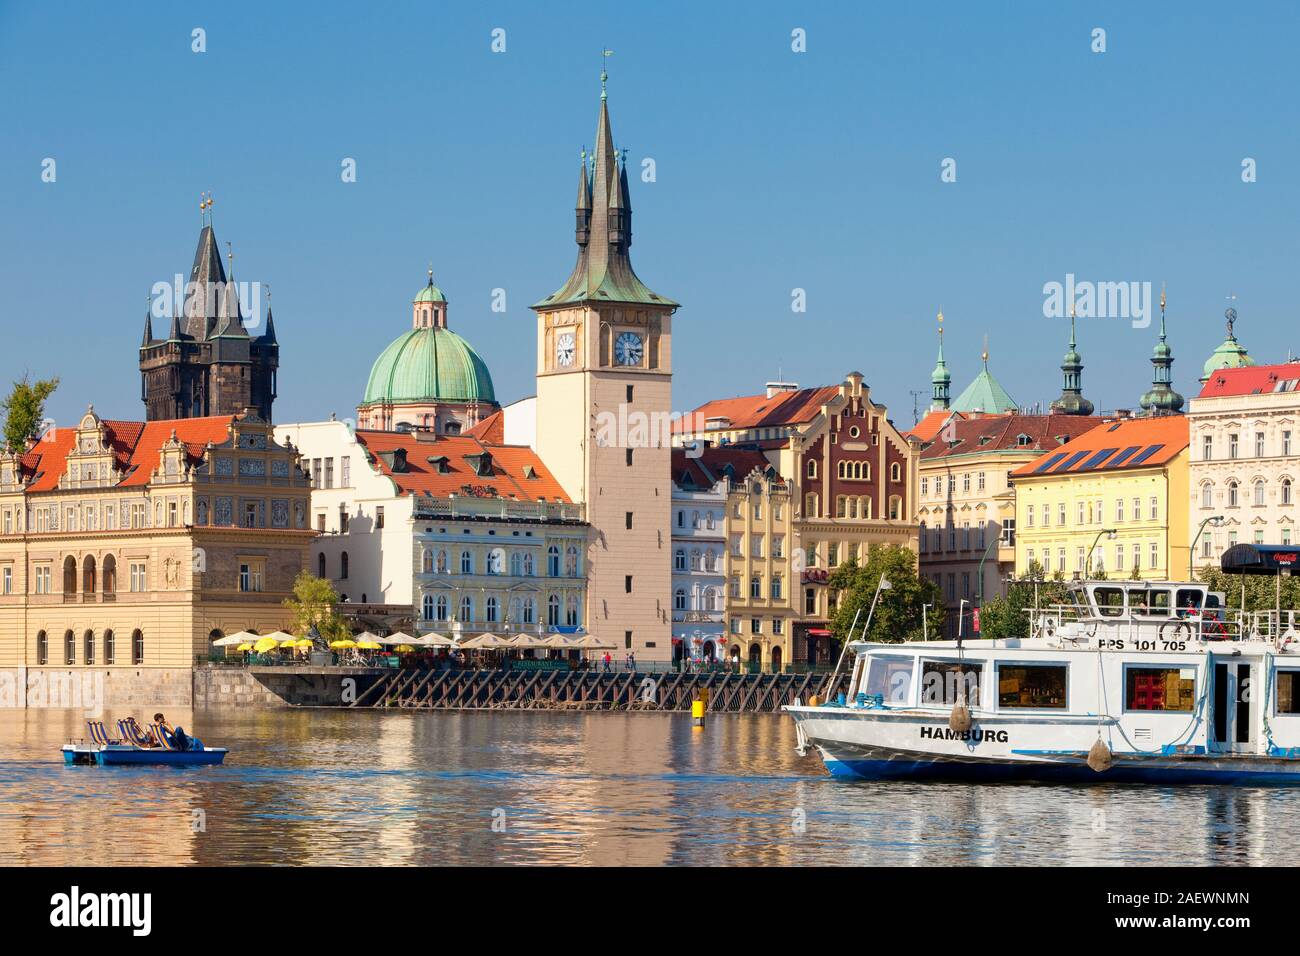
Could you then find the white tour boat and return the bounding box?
[787,579,1300,784]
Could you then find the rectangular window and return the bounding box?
[1116,498,1124,522]
[625,630,633,649]
[324,458,335,488]
[239,561,265,593]
[129,562,146,592]
[921,660,982,706]
[1202,435,1213,461]
[1149,497,1159,521]
[1256,432,1266,457]
[376,506,385,529]
[998,664,1068,709]
[1125,667,1195,712]
[1,566,10,595]
[342,456,351,486]
[626,448,633,466]
[750,618,762,634]
[1276,671,1300,714]
[864,655,914,705]
[1229,434,1239,459]
[625,575,632,593]
[1285,430,1293,456]
[772,618,784,635]
[625,511,633,530]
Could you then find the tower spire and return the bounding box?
[1139,283,1185,415]
[1049,305,1094,416]
[930,309,951,411]
[142,296,155,347]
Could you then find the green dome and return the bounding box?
[414,282,446,304]
[1202,335,1254,380]
[361,327,496,406]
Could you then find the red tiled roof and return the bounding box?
[20,416,235,492]
[1196,361,1300,398]
[907,409,967,443]
[921,414,1104,461]
[671,447,773,489]
[354,430,569,502]
[464,409,504,444]
[1011,415,1189,478]
[673,386,840,434]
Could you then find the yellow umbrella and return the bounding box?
[294,639,314,648]
[278,638,298,648]
[329,639,357,649]
[236,642,254,652]
[356,639,381,650]
[395,644,415,652]
[253,636,280,653]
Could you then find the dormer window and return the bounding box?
[464,452,493,477]
[427,455,451,474]
[1016,434,1031,447]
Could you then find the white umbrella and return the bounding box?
[458,633,511,649]
[418,633,458,647]
[261,630,297,643]
[509,634,547,648]
[542,634,576,648]
[212,630,259,647]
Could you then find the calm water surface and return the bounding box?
[1,708,1295,866]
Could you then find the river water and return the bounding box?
[1,708,1296,866]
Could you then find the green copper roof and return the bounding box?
[361,327,495,406]
[1202,335,1253,379]
[952,362,1018,414]
[415,282,446,304]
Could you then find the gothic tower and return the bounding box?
[1049,309,1095,416]
[532,70,678,661]
[139,220,278,421]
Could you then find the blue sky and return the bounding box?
[2,1,1298,430]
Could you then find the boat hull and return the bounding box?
[62,744,227,766]
[790,706,1300,786]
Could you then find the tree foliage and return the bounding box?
[977,561,1073,641]
[1196,563,1300,613]
[283,571,351,646]
[828,544,944,643]
[2,374,58,453]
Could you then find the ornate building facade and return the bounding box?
[1188,361,1300,566]
[532,77,677,661]
[140,223,279,421]
[0,408,313,705]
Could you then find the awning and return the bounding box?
[807,628,832,637]
[1221,544,1300,575]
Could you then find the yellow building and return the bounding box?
[1011,415,1190,582]
[0,407,313,706]
[913,413,1101,636]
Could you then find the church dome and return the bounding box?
[1201,307,1254,382]
[362,327,496,406]
[414,282,447,305]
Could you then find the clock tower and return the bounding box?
[532,74,678,661]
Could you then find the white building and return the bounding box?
[670,450,730,662]
[1188,360,1300,567]
[274,420,588,637]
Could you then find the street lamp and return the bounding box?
[1190,515,1225,581]
[1089,528,1117,578]
[921,602,932,643]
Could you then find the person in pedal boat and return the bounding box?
[153,712,191,751]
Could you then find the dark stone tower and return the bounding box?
[139,222,278,421]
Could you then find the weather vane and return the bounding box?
[601,48,613,98]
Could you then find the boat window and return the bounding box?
[1125,667,1195,712]
[920,660,981,707]
[998,664,1068,709]
[1130,589,1171,617]
[863,655,914,705]
[1276,671,1300,715]
[1094,587,1125,617]
[1174,589,1204,614]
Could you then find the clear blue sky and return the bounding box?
[2,1,1298,430]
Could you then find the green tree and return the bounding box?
[1,374,59,453]
[828,544,943,644]
[283,570,350,647]
[1197,563,1300,613]
[977,561,1072,640]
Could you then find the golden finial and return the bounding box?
[1160,283,1167,312]
[937,308,944,327]
[982,334,989,365]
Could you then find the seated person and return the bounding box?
[153,712,192,751]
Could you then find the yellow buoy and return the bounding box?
[691,698,706,727]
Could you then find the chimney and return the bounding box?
[766,381,799,399]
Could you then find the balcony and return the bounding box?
[414,496,585,524]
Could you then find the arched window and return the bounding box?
[1201,483,1214,509]
[690,549,701,570]
[674,588,687,611]
[63,555,76,596]
[459,595,473,622]
[750,576,762,599]
[435,550,448,574]
[1254,480,1267,507]
[522,597,535,624]
[890,462,902,482]
[104,629,115,665]
[565,545,579,576]
[422,594,435,620]
[807,459,817,479]
[84,629,94,665]
[487,550,503,574]
[422,550,433,573]
[523,553,535,576]
[36,630,47,666]
[486,596,498,623]
[340,551,349,579]
[1228,481,1239,507]
[510,552,523,576]
[547,545,560,576]
[702,587,716,611]
[566,594,579,626]
[548,593,560,625]
[1284,478,1294,506]
[771,577,782,600]
[318,553,327,577]
[436,595,448,621]
[102,555,117,597]
[64,629,75,665]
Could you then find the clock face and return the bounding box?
[614,331,644,367]
[555,331,576,367]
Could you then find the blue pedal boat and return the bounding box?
[62,719,227,766]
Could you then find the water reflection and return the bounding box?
[1,709,1296,866]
